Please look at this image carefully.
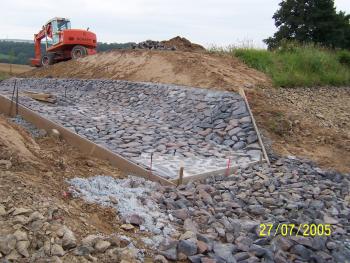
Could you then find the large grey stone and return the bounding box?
[178,239,198,256]
[0,235,16,255]
[213,242,237,263]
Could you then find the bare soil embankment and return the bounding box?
[249,87,350,173]
[23,49,270,91]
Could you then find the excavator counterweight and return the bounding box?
[30,17,97,67]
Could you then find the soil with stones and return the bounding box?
[248,87,350,173]
[0,102,350,263]
[69,153,350,263]
[0,115,158,262]
[161,36,206,52]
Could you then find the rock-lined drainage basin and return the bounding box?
[0,78,263,180]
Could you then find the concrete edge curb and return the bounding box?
[239,88,270,165]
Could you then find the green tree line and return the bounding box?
[0,41,134,65]
[265,0,350,49]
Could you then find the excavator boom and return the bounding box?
[31,24,52,66]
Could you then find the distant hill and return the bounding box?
[0,40,134,65]
[0,39,33,43]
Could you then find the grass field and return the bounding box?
[210,43,350,87]
[0,63,32,80]
[0,63,32,74]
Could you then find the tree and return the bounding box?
[264,0,350,49]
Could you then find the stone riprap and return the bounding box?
[0,78,263,179]
[154,157,350,262]
[67,156,350,262]
[131,40,175,50]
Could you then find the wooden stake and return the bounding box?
[150,153,153,177]
[225,158,231,177]
[178,167,184,186]
[15,81,19,115]
[9,79,16,116]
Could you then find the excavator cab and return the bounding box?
[47,18,71,45]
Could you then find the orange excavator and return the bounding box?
[30,17,97,67]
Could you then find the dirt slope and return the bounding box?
[24,50,270,91]
[0,115,123,237]
[0,115,156,261]
[248,87,350,173]
[0,118,38,163]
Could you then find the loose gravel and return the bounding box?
[68,175,177,244]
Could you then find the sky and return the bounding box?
[0,0,349,48]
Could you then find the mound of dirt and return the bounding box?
[24,50,270,91]
[0,116,39,164]
[161,36,205,52]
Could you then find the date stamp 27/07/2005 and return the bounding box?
[259,223,332,237]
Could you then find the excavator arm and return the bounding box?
[30,24,52,67]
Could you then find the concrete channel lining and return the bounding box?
[0,94,175,186]
[0,79,269,186]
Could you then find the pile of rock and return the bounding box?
[0,204,143,262]
[68,175,178,245]
[131,40,175,50]
[161,36,206,52]
[152,156,350,262]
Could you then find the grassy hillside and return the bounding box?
[0,63,32,80]
[0,72,7,80]
[210,43,350,87]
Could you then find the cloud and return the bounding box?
[0,0,349,47]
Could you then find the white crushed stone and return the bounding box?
[67,175,177,246]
